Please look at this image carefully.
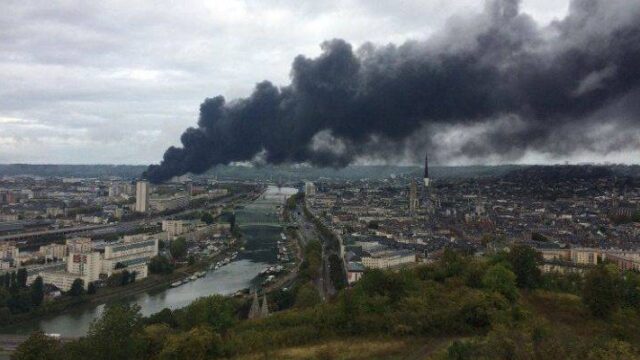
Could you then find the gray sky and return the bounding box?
[8,0,630,166]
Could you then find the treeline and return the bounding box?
[0,269,42,316]
[13,244,640,359]
[0,271,84,327]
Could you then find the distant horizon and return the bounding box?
[1,162,639,168]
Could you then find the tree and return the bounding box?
[11,331,61,360]
[176,295,236,333]
[200,212,214,224]
[328,254,346,290]
[507,245,542,289]
[17,268,28,288]
[158,325,223,360]
[7,290,32,314]
[85,304,143,360]
[121,270,131,286]
[586,340,640,360]
[87,282,97,295]
[170,238,187,260]
[583,265,620,318]
[531,232,549,242]
[10,272,18,292]
[69,279,85,297]
[294,282,322,309]
[138,323,173,359]
[0,287,9,307]
[482,264,518,302]
[145,308,178,328]
[30,276,44,307]
[2,273,10,288]
[149,256,174,275]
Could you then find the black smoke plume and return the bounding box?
[145,0,640,183]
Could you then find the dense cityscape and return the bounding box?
[3,0,640,358]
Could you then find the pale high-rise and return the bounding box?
[135,180,149,213]
[409,179,418,214]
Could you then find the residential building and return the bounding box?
[135,180,150,213]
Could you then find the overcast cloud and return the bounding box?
[6,0,630,166]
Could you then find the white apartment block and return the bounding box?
[361,249,416,269]
[0,243,19,262]
[162,220,195,239]
[39,243,67,260]
[39,236,159,291]
[135,180,150,213]
[150,194,189,212]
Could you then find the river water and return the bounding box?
[1,185,298,337]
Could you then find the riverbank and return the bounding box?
[0,244,241,330]
[0,185,295,338]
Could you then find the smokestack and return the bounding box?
[144,0,640,183]
[423,152,430,187]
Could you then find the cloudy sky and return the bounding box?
[6,0,636,166]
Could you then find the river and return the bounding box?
[1,185,298,338]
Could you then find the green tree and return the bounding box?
[7,290,32,314]
[507,245,542,289]
[158,325,222,360]
[328,254,346,290]
[16,268,28,288]
[10,272,18,291]
[149,256,174,275]
[176,295,236,333]
[145,308,178,328]
[30,276,44,307]
[200,212,214,224]
[87,282,97,295]
[586,340,640,360]
[85,304,143,360]
[482,264,518,302]
[0,287,9,307]
[170,238,188,260]
[69,278,85,297]
[294,282,322,309]
[138,323,173,359]
[583,265,620,318]
[11,331,61,360]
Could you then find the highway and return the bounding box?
[291,203,336,300]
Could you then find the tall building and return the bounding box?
[409,180,418,214]
[304,181,316,197]
[135,180,149,213]
[304,181,316,205]
[423,152,430,187]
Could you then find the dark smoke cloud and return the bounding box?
[145,0,640,182]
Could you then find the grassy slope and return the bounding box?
[231,337,452,360]
[230,289,622,360]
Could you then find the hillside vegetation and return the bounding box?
[11,245,640,359]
